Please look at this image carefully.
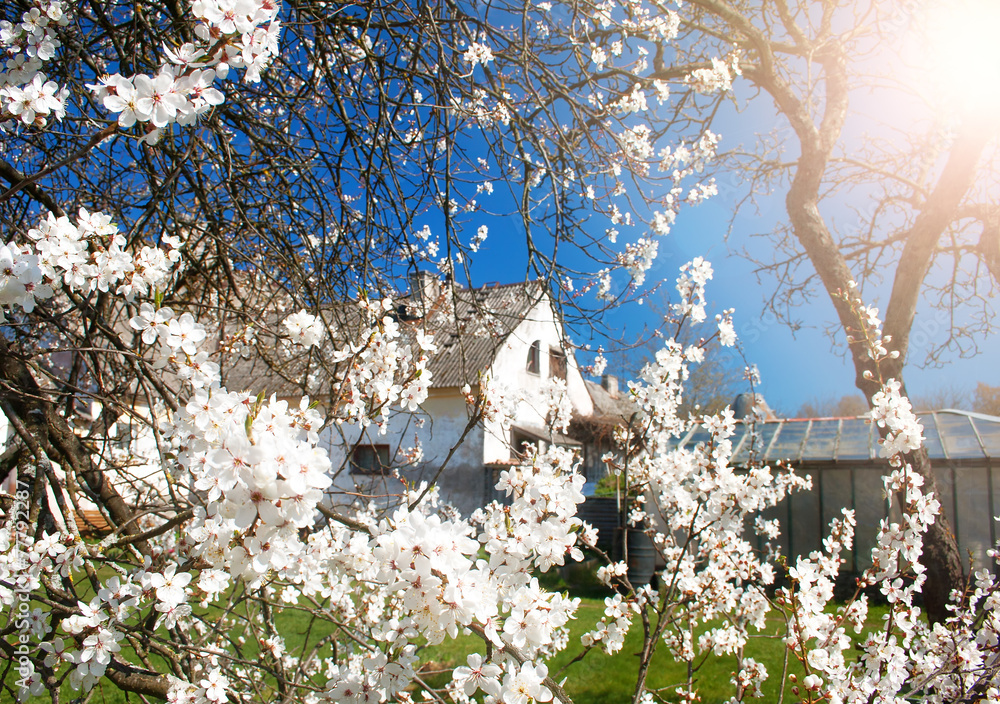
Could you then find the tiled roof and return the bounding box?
[74,509,112,537]
[511,424,583,447]
[221,348,322,398]
[221,280,548,396]
[584,379,637,418]
[422,281,546,387]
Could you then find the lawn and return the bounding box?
[415,584,894,704]
[17,576,888,704]
[416,594,808,704]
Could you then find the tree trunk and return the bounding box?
[0,337,151,556]
[745,32,971,624]
[855,373,966,624]
[907,447,966,621]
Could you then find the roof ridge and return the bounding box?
[463,279,544,292]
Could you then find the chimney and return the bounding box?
[408,271,441,314]
[732,392,776,420]
[601,374,619,399]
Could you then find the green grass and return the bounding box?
[15,571,890,704]
[414,568,893,704]
[416,596,803,704]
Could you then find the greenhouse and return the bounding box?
[679,410,1000,572]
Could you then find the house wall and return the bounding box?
[298,292,600,517]
[322,388,487,516]
[483,296,594,463]
[322,294,597,515]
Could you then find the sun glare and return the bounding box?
[914,0,1000,115]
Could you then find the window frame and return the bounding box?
[526,340,541,375]
[350,443,391,475]
[548,347,567,380]
[510,430,539,460]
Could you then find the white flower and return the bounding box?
[687,57,734,94]
[283,310,325,348]
[165,312,207,355]
[0,243,28,306]
[463,42,494,67]
[150,563,192,606]
[717,311,736,347]
[134,71,189,127]
[591,44,608,69]
[130,303,174,344]
[155,601,192,629]
[453,653,502,697]
[102,75,142,127]
[471,225,489,252]
[672,257,713,323]
[802,673,823,690]
[79,627,123,677]
[200,668,229,703]
[501,661,552,704]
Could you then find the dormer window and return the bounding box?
[526,340,541,374]
[549,348,567,380]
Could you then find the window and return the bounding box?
[351,444,391,475]
[549,348,567,380]
[511,430,539,460]
[526,340,541,374]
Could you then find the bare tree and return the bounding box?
[796,394,869,418]
[909,386,974,413]
[974,382,1000,416]
[616,0,1000,620]
[614,0,991,598]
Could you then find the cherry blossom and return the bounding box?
[283,310,325,348]
[453,653,502,697]
[1,1,69,126]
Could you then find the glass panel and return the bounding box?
[768,421,809,462]
[955,468,991,570]
[838,418,872,460]
[919,413,945,459]
[801,420,840,460]
[729,425,752,460]
[789,476,822,560]
[548,348,567,380]
[820,468,855,572]
[734,421,781,466]
[972,418,1000,459]
[351,444,390,474]
[682,427,713,450]
[854,468,887,573]
[526,341,540,374]
[936,414,982,459]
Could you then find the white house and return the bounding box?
[323,275,597,515]
[217,273,605,515]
